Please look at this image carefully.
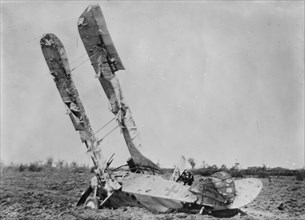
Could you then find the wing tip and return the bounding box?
[40,33,60,46]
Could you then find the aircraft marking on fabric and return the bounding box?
[164,185,179,197]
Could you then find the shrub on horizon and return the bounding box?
[296,169,305,181]
[188,158,196,169]
[45,157,54,168]
[28,163,43,172]
[55,160,65,169]
[18,164,27,172]
[70,161,78,169]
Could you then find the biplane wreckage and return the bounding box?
[40,4,262,217]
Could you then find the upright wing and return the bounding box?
[40,33,107,176]
[78,5,159,172]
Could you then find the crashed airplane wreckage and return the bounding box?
[40,4,262,216]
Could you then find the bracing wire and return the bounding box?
[95,117,116,135]
[70,53,88,65]
[96,114,135,144]
[71,53,98,72]
[97,124,120,144]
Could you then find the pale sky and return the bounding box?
[1,1,304,169]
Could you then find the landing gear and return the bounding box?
[85,197,99,210]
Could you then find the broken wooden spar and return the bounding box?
[78,5,159,172]
[40,33,106,175]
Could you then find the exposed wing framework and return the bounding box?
[40,33,107,178]
[78,5,159,172]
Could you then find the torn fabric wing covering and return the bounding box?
[40,33,107,173]
[78,5,159,172]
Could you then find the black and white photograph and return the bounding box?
[1,1,304,219]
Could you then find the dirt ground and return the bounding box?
[1,168,304,220]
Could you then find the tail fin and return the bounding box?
[170,156,186,181]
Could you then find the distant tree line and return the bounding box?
[2,157,91,173]
[1,157,304,181]
[191,164,300,178]
[160,158,305,181]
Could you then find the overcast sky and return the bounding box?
[1,1,304,169]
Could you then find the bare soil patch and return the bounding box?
[1,168,304,219]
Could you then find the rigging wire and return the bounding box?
[70,53,88,65]
[97,124,120,144]
[70,58,91,72]
[71,53,98,72]
[95,117,116,135]
[96,114,134,144]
